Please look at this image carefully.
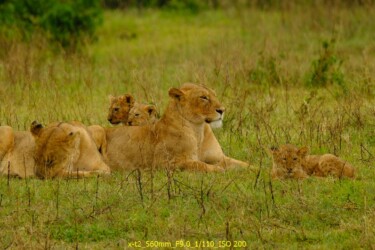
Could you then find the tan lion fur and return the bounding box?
[105,83,249,172]
[31,121,111,178]
[299,147,356,178]
[0,126,36,178]
[271,144,308,180]
[127,103,158,126]
[0,126,14,161]
[271,144,356,179]
[107,94,135,125]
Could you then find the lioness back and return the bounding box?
[31,121,110,178]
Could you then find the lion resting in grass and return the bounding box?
[105,83,249,172]
[1,122,111,179]
[271,144,355,179]
[31,121,111,178]
[271,144,308,180]
[298,146,356,178]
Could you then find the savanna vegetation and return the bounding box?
[0,0,374,248]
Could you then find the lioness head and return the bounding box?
[168,83,225,128]
[127,103,158,126]
[107,94,135,125]
[271,144,308,178]
[31,121,80,178]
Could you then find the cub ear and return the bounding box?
[145,105,157,116]
[30,121,44,137]
[108,95,116,103]
[168,88,184,101]
[269,146,279,156]
[298,146,309,157]
[124,94,135,105]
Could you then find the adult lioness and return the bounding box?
[106,83,249,172]
[31,121,111,178]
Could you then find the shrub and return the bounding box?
[306,38,345,87]
[0,0,102,50]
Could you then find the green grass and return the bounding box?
[1,5,375,249]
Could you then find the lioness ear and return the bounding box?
[298,146,309,157]
[168,88,184,101]
[145,105,157,116]
[30,121,44,137]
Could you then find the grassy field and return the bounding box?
[1,5,375,249]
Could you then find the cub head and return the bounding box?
[168,83,225,128]
[107,94,135,125]
[271,144,308,177]
[30,121,80,178]
[127,103,158,126]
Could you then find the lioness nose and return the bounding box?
[128,121,132,126]
[216,108,225,115]
[107,118,112,122]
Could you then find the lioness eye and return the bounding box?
[135,113,140,117]
[293,157,298,161]
[114,108,119,112]
[200,96,208,100]
[282,158,287,161]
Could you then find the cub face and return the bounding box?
[107,94,135,125]
[271,144,308,179]
[168,83,225,127]
[127,103,158,126]
[31,121,80,178]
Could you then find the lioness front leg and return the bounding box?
[58,169,110,178]
[178,160,224,172]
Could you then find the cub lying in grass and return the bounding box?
[271,144,356,179]
[271,144,308,180]
[299,146,356,178]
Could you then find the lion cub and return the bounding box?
[271,144,308,179]
[107,94,135,125]
[127,103,158,126]
[298,147,356,178]
[271,144,356,179]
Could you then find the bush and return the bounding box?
[306,38,345,88]
[0,0,102,50]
